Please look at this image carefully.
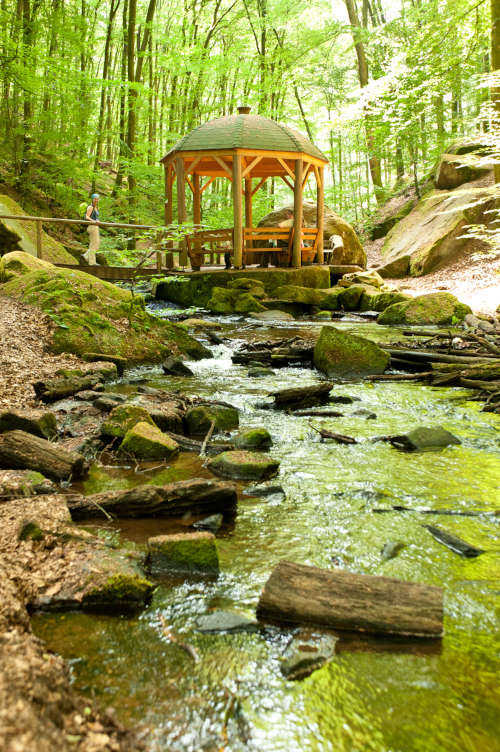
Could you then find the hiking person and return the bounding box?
[83,193,100,264]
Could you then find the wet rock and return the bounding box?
[74,389,104,401]
[94,395,127,412]
[234,428,272,451]
[148,532,219,574]
[207,450,280,481]
[243,483,286,500]
[0,469,56,500]
[101,404,156,440]
[247,367,275,377]
[314,311,333,320]
[119,421,180,460]
[381,541,406,561]
[185,405,239,437]
[378,292,471,326]
[0,408,57,439]
[195,610,259,633]
[313,326,390,377]
[280,630,338,680]
[81,572,154,614]
[270,383,333,410]
[329,395,360,404]
[162,356,194,377]
[352,408,377,419]
[389,426,461,451]
[193,513,223,533]
[133,396,185,434]
[82,352,127,376]
[250,310,295,321]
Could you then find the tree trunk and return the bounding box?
[0,430,88,481]
[492,0,500,183]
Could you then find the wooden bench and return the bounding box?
[185,228,233,270]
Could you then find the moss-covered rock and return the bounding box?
[227,277,265,291]
[181,318,223,330]
[313,326,390,377]
[0,408,57,439]
[339,271,385,288]
[234,292,266,313]
[338,284,380,311]
[82,573,154,613]
[148,531,219,573]
[0,469,55,499]
[234,428,272,450]
[275,285,343,311]
[390,426,461,451]
[207,287,237,313]
[101,404,155,439]
[359,289,411,312]
[82,352,127,376]
[378,292,472,326]
[207,450,279,480]
[155,267,331,307]
[119,421,180,459]
[184,405,239,437]
[1,256,209,362]
[0,250,54,280]
[375,256,411,279]
[0,195,76,264]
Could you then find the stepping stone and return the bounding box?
[195,610,259,633]
[207,450,279,481]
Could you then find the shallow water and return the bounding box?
[33,315,500,752]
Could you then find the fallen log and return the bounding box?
[292,409,344,417]
[0,430,88,481]
[309,423,357,444]
[385,348,495,365]
[459,378,500,391]
[365,372,433,382]
[269,383,333,409]
[256,561,443,637]
[68,478,238,519]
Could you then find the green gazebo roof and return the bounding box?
[162,113,328,162]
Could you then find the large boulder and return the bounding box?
[206,286,266,314]
[370,196,417,240]
[380,183,493,277]
[313,326,390,377]
[0,195,76,264]
[435,153,492,189]
[378,292,471,326]
[359,289,411,312]
[1,256,209,362]
[255,202,366,267]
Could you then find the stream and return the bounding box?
[33,312,500,752]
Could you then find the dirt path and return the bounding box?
[365,238,500,315]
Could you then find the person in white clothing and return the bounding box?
[83,193,100,265]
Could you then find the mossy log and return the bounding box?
[257,560,443,638]
[0,430,88,481]
[67,478,237,519]
[269,383,333,409]
[33,374,103,402]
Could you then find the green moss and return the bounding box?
[148,532,219,573]
[207,287,237,313]
[18,520,44,541]
[119,421,180,459]
[338,284,375,311]
[1,257,208,363]
[313,325,390,377]
[234,428,272,450]
[234,292,266,313]
[359,290,411,312]
[227,277,265,291]
[101,404,155,439]
[378,292,472,326]
[207,450,280,480]
[185,405,239,436]
[82,573,154,610]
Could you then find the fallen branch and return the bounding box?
[309,422,357,444]
[200,420,216,457]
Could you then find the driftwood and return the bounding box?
[385,348,495,365]
[164,431,233,455]
[67,478,237,519]
[232,338,314,368]
[309,423,357,444]
[270,383,333,409]
[424,524,485,557]
[292,408,344,417]
[0,430,88,481]
[366,372,433,382]
[257,560,443,637]
[372,505,495,518]
[33,374,102,402]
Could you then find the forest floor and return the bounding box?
[364,236,500,315]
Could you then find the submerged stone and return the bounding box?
[389,426,461,451]
[250,310,295,321]
[119,421,179,459]
[381,541,406,561]
[82,573,154,613]
[280,630,338,680]
[234,428,272,450]
[193,513,223,533]
[195,610,259,633]
[313,326,390,377]
[148,532,219,573]
[207,450,280,480]
[247,367,275,377]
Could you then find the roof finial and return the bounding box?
[237,106,251,115]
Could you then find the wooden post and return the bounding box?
[232,154,243,267]
[193,172,201,254]
[292,158,303,268]
[244,178,253,249]
[36,220,42,259]
[164,164,173,227]
[156,251,162,271]
[176,157,187,267]
[317,166,324,264]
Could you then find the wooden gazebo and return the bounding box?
[160,106,329,270]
